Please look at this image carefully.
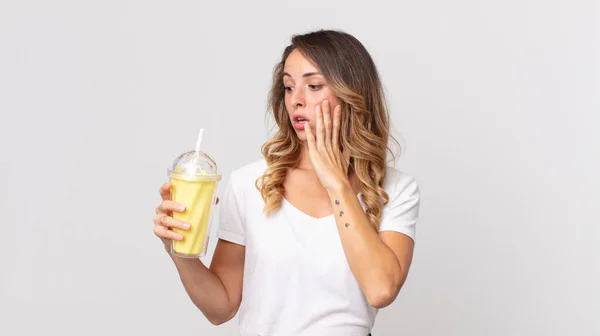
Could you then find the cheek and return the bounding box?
[320,87,341,107]
[327,95,342,109]
[313,94,341,112]
[284,95,293,113]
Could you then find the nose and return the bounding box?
[290,87,305,108]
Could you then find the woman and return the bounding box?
[153,29,420,335]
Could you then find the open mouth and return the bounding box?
[293,116,309,130]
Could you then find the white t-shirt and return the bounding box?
[217,158,420,336]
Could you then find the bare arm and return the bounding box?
[327,183,413,308]
[154,182,245,325]
[169,239,245,325]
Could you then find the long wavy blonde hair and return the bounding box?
[255,29,401,230]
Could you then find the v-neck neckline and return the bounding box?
[281,191,362,222]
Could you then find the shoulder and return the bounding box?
[229,157,268,182]
[225,157,268,196]
[378,165,420,237]
[383,165,419,197]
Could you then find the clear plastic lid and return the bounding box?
[167,150,222,181]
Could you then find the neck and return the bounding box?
[295,142,313,170]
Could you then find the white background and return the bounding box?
[1,0,598,335]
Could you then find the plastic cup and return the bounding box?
[167,150,221,258]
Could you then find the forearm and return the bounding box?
[327,182,404,307]
[169,254,234,325]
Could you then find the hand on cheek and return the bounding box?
[304,100,351,191]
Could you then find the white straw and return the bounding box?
[195,128,204,153]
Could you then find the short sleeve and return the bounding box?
[378,173,421,241]
[216,171,246,246]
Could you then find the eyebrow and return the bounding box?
[283,71,322,78]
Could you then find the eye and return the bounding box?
[284,86,293,93]
[309,85,323,90]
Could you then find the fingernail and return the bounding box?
[176,234,184,240]
[183,223,190,229]
[178,205,185,211]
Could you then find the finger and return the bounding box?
[323,100,332,154]
[332,104,341,151]
[332,104,342,165]
[159,215,191,230]
[157,200,186,214]
[315,104,325,152]
[153,224,184,241]
[159,182,172,201]
[304,120,318,156]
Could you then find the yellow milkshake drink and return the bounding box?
[167,143,221,258]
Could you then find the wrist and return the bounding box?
[326,179,352,197]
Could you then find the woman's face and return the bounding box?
[283,49,341,141]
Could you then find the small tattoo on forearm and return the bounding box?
[339,211,344,216]
[335,199,340,206]
[345,223,350,228]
